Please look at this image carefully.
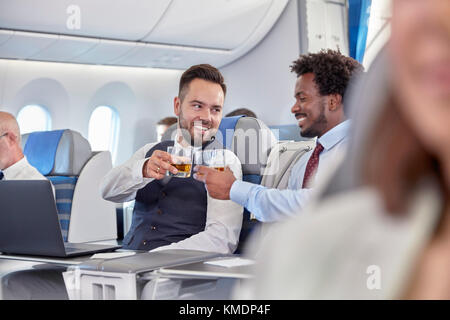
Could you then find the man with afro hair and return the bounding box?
[195,49,363,222]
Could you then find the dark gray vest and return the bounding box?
[123,138,224,250]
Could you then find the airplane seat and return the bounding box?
[261,140,316,190]
[218,116,277,254]
[21,129,117,243]
[255,139,316,244]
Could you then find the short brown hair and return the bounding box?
[178,64,226,102]
[225,108,257,118]
[157,116,177,126]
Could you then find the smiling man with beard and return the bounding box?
[100,64,243,253]
[194,50,363,222]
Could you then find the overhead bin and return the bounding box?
[142,0,272,50]
[30,35,99,62]
[0,0,171,41]
[0,31,57,59]
[71,39,137,65]
[0,30,14,46]
[109,42,231,69]
[0,0,289,69]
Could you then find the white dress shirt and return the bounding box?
[100,139,244,254]
[2,156,47,181]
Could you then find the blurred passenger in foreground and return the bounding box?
[241,0,450,299]
[0,111,46,180]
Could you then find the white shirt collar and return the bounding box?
[3,156,28,179]
[173,132,209,152]
[317,119,351,151]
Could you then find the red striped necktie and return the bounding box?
[302,143,324,188]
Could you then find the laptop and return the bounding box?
[0,180,121,257]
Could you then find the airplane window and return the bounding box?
[88,106,120,163]
[17,105,52,134]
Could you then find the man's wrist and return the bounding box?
[226,176,237,200]
[137,158,153,181]
[229,180,253,207]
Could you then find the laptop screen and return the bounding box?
[0,180,67,256]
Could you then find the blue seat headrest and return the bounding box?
[24,130,65,175]
[161,116,277,176]
[229,117,277,176]
[22,129,92,176]
[161,116,245,147]
[217,115,245,149]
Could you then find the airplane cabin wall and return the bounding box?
[221,0,300,126]
[0,59,182,165]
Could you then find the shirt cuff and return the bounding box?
[230,180,256,207]
[134,157,154,184]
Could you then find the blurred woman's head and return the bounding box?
[390,0,450,186]
[362,0,450,213]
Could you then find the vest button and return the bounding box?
[161,191,166,198]
[151,226,156,230]
[142,240,147,246]
[157,209,162,215]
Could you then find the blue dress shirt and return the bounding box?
[230,120,351,222]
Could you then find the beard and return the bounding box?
[178,110,215,146]
[300,99,328,138]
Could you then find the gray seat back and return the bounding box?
[21,129,92,176]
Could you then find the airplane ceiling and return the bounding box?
[0,0,289,69]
